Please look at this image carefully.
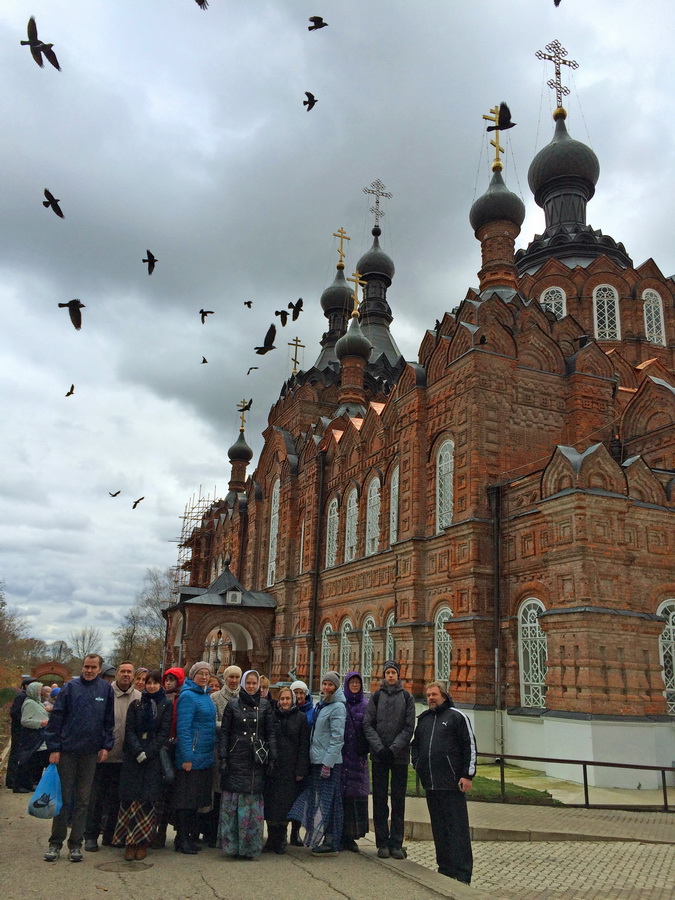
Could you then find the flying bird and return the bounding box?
[195,0,209,8]
[143,250,157,275]
[43,189,64,218]
[275,309,289,327]
[308,16,328,30]
[58,299,85,330]
[288,297,303,320]
[303,92,317,111]
[21,17,61,71]
[246,366,259,375]
[65,384,74,397]
[201,356,208,364]
[132,497,144,509]
[554,0,562,6]
[244,301,253,308]
[255,324,276,355]
[240,399,253,412]
[109,490,120,497]
[200,309,214,323]
[486,102,516,132]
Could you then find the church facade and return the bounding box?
[163,104,675,787]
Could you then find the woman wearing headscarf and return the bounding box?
[218,669,276,860]
[340,671,370,851]
[113,670,172,860]
[16,680,49,792]
[173,661,217,854]
[288,680,314,845]
[263,686,310,854]
[287,671,346,856]
[152,667,185,849]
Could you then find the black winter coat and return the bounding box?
[219,693,277,795]
[411,698,477,792]
[263,706,310,822]
[363,681,416,765]
[119,695,172,805]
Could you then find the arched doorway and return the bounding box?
[31,662,71,684]
[203,622,254,674]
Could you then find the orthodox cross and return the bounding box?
[535,39,578,110]
[236,398,251,429]
[347,271,367,315]
[362,178,392,227]
[288,336,305,374]
[332,226,351,265]
[482,104,505,172]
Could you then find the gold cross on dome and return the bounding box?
[332,227,351,265]
[536,39,578,112]
[347,271,367,315]
[236,398,251,429]
[363,178,392,227]
[288,336,305,374]
[482,104,505,172]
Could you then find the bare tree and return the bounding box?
[110,568,175,668]
[48,640,74,665]
[67,626,103,662]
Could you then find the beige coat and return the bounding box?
[106,682,141,763]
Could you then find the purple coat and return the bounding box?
[341,672,370,799]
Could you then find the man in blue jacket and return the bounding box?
[42,654,114,862]
[411,681,476,885]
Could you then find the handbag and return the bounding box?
[28,763,63,819]
[252,707,269,766]
[159,744,175,785]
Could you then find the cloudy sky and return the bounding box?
[1,0,673,654]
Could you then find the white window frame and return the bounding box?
[340,618,353,676]
[365,478,381,556]
[321,622,332,677]
[518,598,548,708]
[436,440,454,532]
[657,599,675,716]
[325,498,338,568]
[267,479,280,586]
[361,616,375,691]
[593,285,621,341]
[540,286,567,319]
[389,465,399,545]
[434,606,453,681]
[385,611,396,661]
[344,488,358,562]
[643,290,666,346]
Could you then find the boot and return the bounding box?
[151,822,166,850]
[262,821,274,853]
[273,824,287,855]
[174,811,198,855]
[289,820,303,847]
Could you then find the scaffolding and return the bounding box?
[171,485,220,590]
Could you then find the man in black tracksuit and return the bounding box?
[411,681,476,884]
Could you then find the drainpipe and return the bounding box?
[308,449,327,694]
[487,483,504,755]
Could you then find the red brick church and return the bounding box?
[164,76,675,785]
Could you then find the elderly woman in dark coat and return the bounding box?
[16,680,49,791]
[218,669,277,860]
[113,670,172,860]
[341,671,371,851]
[263,686,310,854]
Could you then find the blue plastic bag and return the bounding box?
[27,763,63,819]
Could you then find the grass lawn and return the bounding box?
[404,764,562,805]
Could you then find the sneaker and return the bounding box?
[311,843,338,856]
[84,838,99,852]
[377,847,390,859]
[44,846,60,862]
[390,846,406,859]
[68,847,83,863]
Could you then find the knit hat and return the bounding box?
[321,671,341,690]
[189,661,213,681]
[383,660,400,676]
[101,665,117,679]
[223,665,243,681]
[290,680,309,697]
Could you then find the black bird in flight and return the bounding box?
[308,16,328,30]
[244,301,253,308]
[132,497,144,509]
[200,309,214,323]
[288,297,303,320]
[554,0,562,6]
[303,92,317,111]
[109,490,121,497]
[195,0,209,8]
[58,299,85,330]
[43,189,64,218]
[143,250,157,275]
[201,356,208,364]
[65,384,74,397]
[486,102,516,132]
[246,366,259,375]
[240,399,253,412]
[21,17,61,71]
[255,324,276,355]
[275,309,289,327]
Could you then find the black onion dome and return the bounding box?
[469,168,525,232]
[356,226,395,280]
[528,112,599,204]
[335,313,372,361]
[320,264,353,314]
[228,429,253,463]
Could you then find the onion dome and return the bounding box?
[356,226,395,281]
[528,110,599,205]
[469,168,525,233]
[228,428,253,463]
[335,313,372,362]
[320,263,353,314]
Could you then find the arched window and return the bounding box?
[298,517,305,575]
[365,478,381,556]
[361,616,375,691]
[389,465,399,545]
[436,440,454,532]
[657,599,675,716]
[344,488,358,562]
[325,498,338,568]
[643,290,666,346]
[518,598,548,708]
[434,607,453,681]
[593,285,620,340]
[540,286,566,319]
[385,611,396,661]
[267,479,280,586]
[321,622,332,677]
[340,618,353,676]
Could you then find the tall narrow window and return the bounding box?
[321,623,332,677]
[389,465,399,545]
[325,498,338,568]
[365,478,381,556]
[436,440,454,532]
[518,598,548,708]
[344,488,358,562]
[361,616,375,691]
[267,479,280,586]
[643,290,666,345]
[540,287,566,319]
[299,517,305,575]
[593,285,620,340]
[657,600,675,716]
[434,607,453,681]
[385,611,396,661]
[340,618,353,675]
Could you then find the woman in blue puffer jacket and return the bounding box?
[173,661,216,854]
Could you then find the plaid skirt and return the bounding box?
[112,801,155,846]
[287,764,343,851]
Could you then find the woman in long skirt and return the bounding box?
[340,671,370,851]
[218,670,276,860]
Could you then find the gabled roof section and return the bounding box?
[177,564,276,608]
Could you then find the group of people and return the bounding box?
[8,653,477,885]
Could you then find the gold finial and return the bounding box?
[535,39,578,116]
[362,179,392,227]
[288,336,305,374]
[332,227,351,267]
[347,270,367,316]
[236,398,252,430]
[482,104,505,172]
